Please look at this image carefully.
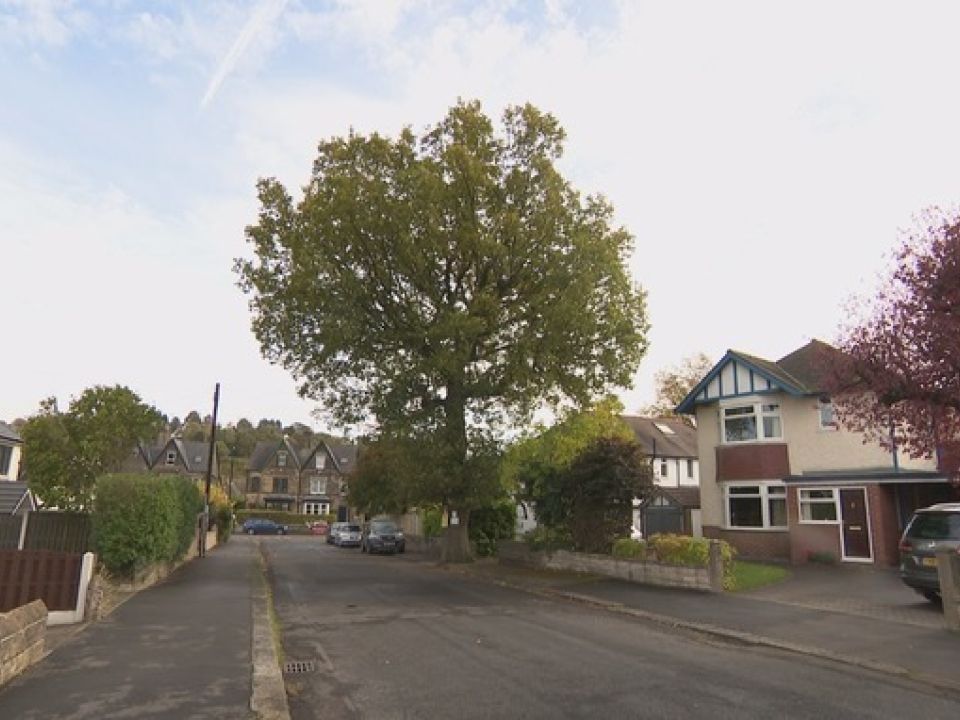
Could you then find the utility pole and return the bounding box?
[201,382,220,558]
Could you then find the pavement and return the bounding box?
[445,557,960,693]
[0,539,261,720]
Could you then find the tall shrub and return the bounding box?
[93,474,202,577]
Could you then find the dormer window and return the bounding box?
[722,402,782,443]
[166,451,176,465]
[316,454,326,469]
[277,451,287,467]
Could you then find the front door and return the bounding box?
[839,488,871,561]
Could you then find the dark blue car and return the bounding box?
[243,518,288,535]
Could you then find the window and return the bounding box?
[316,454,326,469]
[249,477,261,493]
[799,488,838,522]
[310,477,327,495]
[274,477,288,493]
[725,483,787,529]
[686,459,694,478]
[0,445,11,475]
[303,501,329,515]
[653,422,675,435]
[659,460,668,478]
[722,402,782,443]
[277,451,287,467]
[818,399,837,430]
[166,451,176,465]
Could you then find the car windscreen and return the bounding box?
[371,522,397,533]
[907,512,960,540]
[345,525,361,532]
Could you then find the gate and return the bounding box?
[643,494,684,536]
[0,550,83,612]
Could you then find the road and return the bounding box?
[263,536,960,720]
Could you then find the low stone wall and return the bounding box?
[0,600,47,687]
[499,541,724,593]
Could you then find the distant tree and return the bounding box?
[236,101,649,561]
[641,352,712,423]
[168,416,182,433]
[831,209,960,479]
[21,386,164,509]
[184,410,202,425]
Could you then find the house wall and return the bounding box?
[652,456,699,488]
[0,443,21,482]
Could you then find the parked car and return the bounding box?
[307,520,329,536]
[327,522,348,545]
[899,502,960,602]
[361,519,405,554]
[336,524,363,548]
[243,518,288,536]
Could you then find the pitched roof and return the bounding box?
[676,339,840,414]
[621,416,698,459]
[651,486,701,508]
[0,481,34,514]
[177,440,214,473]
[0,422,22,444]
[248,441,282,472]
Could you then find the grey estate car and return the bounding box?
[899,503,960,602]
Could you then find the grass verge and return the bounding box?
[728,561,790,592]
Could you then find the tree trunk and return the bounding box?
[441,512,473,563]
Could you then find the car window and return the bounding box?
[907,512,960,540]
[371,521,397,533]
[346,525,361,532]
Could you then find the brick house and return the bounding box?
[245,438,357,520]
[121,437,219,483]
[676,339,958,566]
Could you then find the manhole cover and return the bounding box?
[284,660,316,674]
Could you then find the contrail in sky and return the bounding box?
[201,0,290,108]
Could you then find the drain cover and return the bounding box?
[284,660,316,674]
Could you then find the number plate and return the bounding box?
[921,556,938,568]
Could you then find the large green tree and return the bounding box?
[21,386,165,509]
[236,101,649,560]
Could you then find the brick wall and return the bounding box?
[0,600,47,687]
[703,526,790,561]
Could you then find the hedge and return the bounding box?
[234,509,337,527]
[93,474,203,577]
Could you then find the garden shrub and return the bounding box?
[469,503,516,557]
[525,525,574,552]
[611,538,647,560]
[93,474,202,577]
[647,533,737,588]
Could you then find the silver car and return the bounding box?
[899,502,960,602]
[336,524,363,548]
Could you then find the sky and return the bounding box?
[3,0,960,432]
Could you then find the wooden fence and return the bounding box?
[0,550,83,612]
[0,516,23,550]
[22,512,92,553]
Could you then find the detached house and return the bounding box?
[245,438,357,520]
[622,416,701,537]
[677,340,957,566]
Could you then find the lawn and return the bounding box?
[728,561,790,592]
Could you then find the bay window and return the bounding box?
[725,483,787,529]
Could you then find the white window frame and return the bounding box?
[316,454,326,469]
[798,487,839,524]
[686,459,694,478]
[723,481,788,530]
[303,501,329,516]
[165,451,176,465]
[277,451,287,467]
[659,460,668,478]
[309,477,327,495]
[818,399,838,431]
[720,398,783,444]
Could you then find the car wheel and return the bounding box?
[399,545,405,554]
[921,589,942,603]
[361,542,366,553]
[247,529,255,535]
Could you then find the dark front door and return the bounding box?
[839,488,871,560]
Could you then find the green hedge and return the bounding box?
[93,474,203,577]
[611,538,647,560]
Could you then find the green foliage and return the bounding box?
[22,387,164,510]
[641,352,712,421]
[611,538,647,560]
[469,502,516,557]
[421,507,443,538]
[647,534,737,588]
[524,525,574,552]
[92,474,202,577]
[235,101,650,560]
[214,503,234,543]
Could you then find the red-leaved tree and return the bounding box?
[832,209,960,480]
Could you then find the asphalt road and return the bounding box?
[263,536,960,720]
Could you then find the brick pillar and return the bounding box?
[708,540,725,593]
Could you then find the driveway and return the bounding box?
[745,562,944,629]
